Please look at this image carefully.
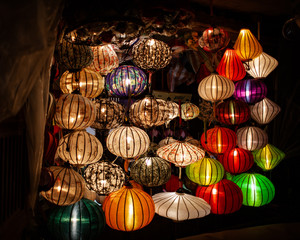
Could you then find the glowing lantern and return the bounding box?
[165,100,179,124]
[185,136,201,147]
[252,144,285,171]
[196,179,243,214]
[237,126,268,151]
[181,102,200,120]
[233,173,275,207]
[250,98,281,124]
[198,27,230,52]
[200,126,236,154]
[158,137,177,148]
[233,29,263,61]
[234,79,267,104]
[216,49,246,81]
[102,184,155,231]
[186,157,225,186]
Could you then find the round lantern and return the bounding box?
[84,161,125,195]
[233,79,267,104]
[152,190,211,221]
[130,156,171,187]
[252,144,285,171]
[158,137,177,148]
[157,141,205,167]
[186,157,225,186]
[54,93,96,130]
[200,126,236,154]
[216,49,246,81]
[198,74,235,102]
[47,198,105,240]
[198,27,230,52]
[60,68,104,98]
[181,102,200,120]
[57,130,103,166]
[91,98,125,130]
[246,52,278,79]
[250,98,281,125]
[105,65,148,97]
[102,184,155,231]
[233,173,275,207]
[132,38,172,70]
[215,99,250,125]
[88,44,119,75]
[40,166,85,206]
[196,179,243,214]
[164,174,180,192]
[233,29,263,61]
[218,147,254,174]
[106,126,150,159]
[237,126,268,151]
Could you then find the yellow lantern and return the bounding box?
[181,102,200,120]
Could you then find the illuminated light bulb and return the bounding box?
[126,136,132,143]
[79,82,83,87]
[234,149,238,157]
[125,78,131,86]
[212,188,218,195]
[100,179,107,185]
[101,107,105,113]
[70,117,75,123]
[57,186,61,191]
[145,158,152,166]
[148,39,156,46]
[77,154,82,160]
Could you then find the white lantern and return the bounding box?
[250,98,281,124]
[237,126,268,151]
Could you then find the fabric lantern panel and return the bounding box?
[165,100,179,124]
[181,102,200,120]
[237,126,268,151]
[164,175,180,192]
[158,137,177,148]
[250,98,281,124]
[198,27,230,52]
[234,79,267,104]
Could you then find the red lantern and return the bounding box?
[201,126,236,154]
[196,179,243,214]
[218,147,254,174]
[164,174,179,192]
[43,130,58,165]
[215,99,250,125]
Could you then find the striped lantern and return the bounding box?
[102,185,155,231]
[40,166,85,206]
[60,68,104,98]
[200,126,237,154]
[250,98,281,124]
[165,100,179,124]
[216,49,246,81]
[54,94,96,130]
[57,130,103,166]
[106,126,150,159]
[198,27,230,52]
[181,102,200,120]
[157,141,205,167]
[234,79,267,104]
[237,126,268,151]
[152,191,211,221]
[198,73,235,102]
[218,147,254,174]
[196,179,243,214]
[252,144,285,171]
[215,99,250,125]
[233,173,275,207]
[245,52,278,79]
[158,137,177,148]
[186,157,225,186]
[233,29,263,61]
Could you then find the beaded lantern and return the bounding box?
[54,93,96,130]
[102,185,155,231]
[181,102,200,120]
[84,161,125,195]
[158,137,177,148]
[105,65,148,97]
[186,157,225,186]
[47,198,105,240]
[233,173,275,207]
[198,27,230,52]
[252,144,285,171]
[132,38,172,70]
[40,166,85,206]
[234,79,267,104]
[236,126,268,151]
[60,68,104,98]
[57,130,103,166]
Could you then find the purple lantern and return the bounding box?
[233,79,267,104]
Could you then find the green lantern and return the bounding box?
[47,198,105,240]
[233,173,275,207]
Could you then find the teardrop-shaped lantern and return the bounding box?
[158,137,177,148]
[252,144,285,171]
[181,102,200,120]
[216,49,246,81]
[250,98,281,124]
[198,74,235,102]
[234,79,267,104]
[237,126,268,151]
[198,27,230,52]
[233,29,263,61]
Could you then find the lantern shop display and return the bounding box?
[186,157,225,186]
[40,166,85,206]
[54,93,96,130]
[181,102,200,120]
[47,198,105,240]
[252,144,285,171]
[158,137,177,148]
[198,27,230,52]
[102,185,155,231]
[236,126,268,151]
[196,179,243,214]
[233,173,275,207]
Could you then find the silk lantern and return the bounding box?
[252,144,285,171]
[233,173,275,207]
[237,126,268,151]
[198,27,230,52]
[165,100,179,124]
[196,179,243,214]
[102,184,155,231]
[234,79,267,104]
[250,98,281,124]
[181,102,200,120]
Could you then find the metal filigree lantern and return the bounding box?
[181,102,200,120]
[250,98,281,124]
[198,27,230,52]
[237,126,268,151]
[234,79,267,104]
